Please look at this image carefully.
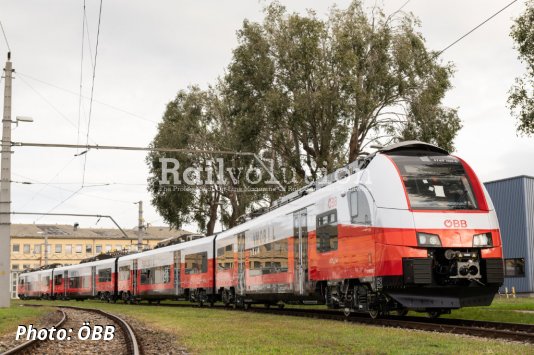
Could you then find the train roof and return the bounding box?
[119,234,216,260]
[378,140,449,155]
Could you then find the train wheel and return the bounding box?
[264,303,270,309]
[277,303,285,309]
[368,309,381,319]
[395,308,409,316]
[427,310,441,319]
[243,303,250,310]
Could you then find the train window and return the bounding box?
[389,155,478,210]
[249,240,289,276]
[505,258,525,277]
[185,252,208,274]
[98,268,112,282]
[316,210,338,253]
[54,274,63,285]
[119,266,130,281]
[349,189,371,225]
[140,266,171,284]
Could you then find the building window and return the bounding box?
[23,264,30,270]
[34,244,41,254]
[55,244,62,253]
[12,264,19,270]
[105,244,112,252]
[46,244,51,254]
[316,210,338,253]
[23,244,30,254]
[75,244,82,253]
[505,258,525,277]
[86,244,92,254]
[12,244,20,253]
[115,244,122,251]
[65,244,72,254]
[185,252,208,274]
[96,245,102,254]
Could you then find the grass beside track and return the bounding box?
[0,304,51,335]
[429,296,534,324]
[16,299,534,354]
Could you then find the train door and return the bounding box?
[174,250,181,296]
[63,271,68,298]
[293,208,308,295]
[237,232,246,296]
[132,259,138,296]
[91,266,96,297]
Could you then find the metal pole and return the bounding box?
[137,201,143,251]
[0,53,13,308]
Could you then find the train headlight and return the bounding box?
[473,233,492,247]
[416,232,442,247]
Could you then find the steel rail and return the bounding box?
[127,301,534,343]
[58,305,141,355]
[11,305,141,355]
[1,308,67,355]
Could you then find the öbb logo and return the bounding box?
[444,219,467,228]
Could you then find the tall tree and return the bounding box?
[508,1,534,135]
[147,87,223,235]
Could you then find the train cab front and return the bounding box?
[369,142,504,314]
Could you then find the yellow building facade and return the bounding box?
[10,224,189,270]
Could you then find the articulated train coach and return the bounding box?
[18,141,504,318]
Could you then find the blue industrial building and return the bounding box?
[485,176,534,293]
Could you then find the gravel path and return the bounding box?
[122,315,188,355]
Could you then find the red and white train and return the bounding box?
[18,141,504,317]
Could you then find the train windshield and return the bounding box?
[390,155,478,210]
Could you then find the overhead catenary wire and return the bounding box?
[435,0,519,58]
[0,20,11,53]
[82,0,104,186]
[77,0,87,150]
[16,72,157,123]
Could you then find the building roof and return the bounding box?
[484,175,534,186]
[11,224,190,240]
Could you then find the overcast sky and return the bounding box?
[1,0,532,232]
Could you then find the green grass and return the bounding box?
[420,296,534,324]
[15,299,534,354]
[0,303,51,335]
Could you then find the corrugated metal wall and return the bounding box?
[523,178,534,293]
[485,177,531,293]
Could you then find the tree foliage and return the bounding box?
[147,1,462,234]
[509,0,534,135]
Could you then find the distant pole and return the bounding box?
[44,234,48,266]
[136,201,143,251]
[0,52,13,308]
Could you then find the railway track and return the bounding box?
[133,301,534,344]
[245,306,534,344]
[2,306,140,355]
